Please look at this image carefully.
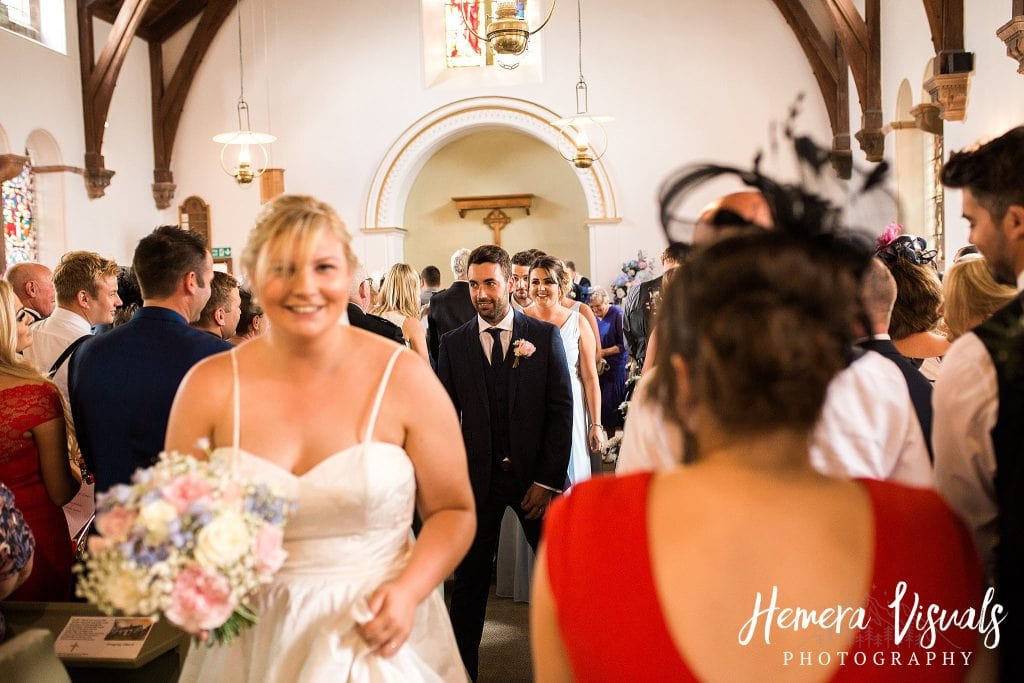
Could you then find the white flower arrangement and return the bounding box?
[76,450,295,645]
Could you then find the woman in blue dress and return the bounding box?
[588,286,628,438]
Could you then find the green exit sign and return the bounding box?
[211,247,232,258]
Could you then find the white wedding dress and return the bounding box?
[179,348,467,683]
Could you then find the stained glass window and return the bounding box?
[2,161,38,267]
[444,1,537,70]
[446,1,486,68]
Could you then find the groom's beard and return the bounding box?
[475,294,509,325]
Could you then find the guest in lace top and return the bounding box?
[0,280,80,602]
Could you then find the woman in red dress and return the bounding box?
[531,230,989,682]
[0,280,80,601]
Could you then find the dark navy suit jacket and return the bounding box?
[427,281,476,368]
[437,311,574,509]
[69,306,232,492]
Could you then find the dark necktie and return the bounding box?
[486,328,504,368]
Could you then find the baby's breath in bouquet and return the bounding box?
[76,449,295,645]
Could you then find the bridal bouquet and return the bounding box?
[76,450,295,645]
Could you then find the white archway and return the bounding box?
[364,96,619,231]
[25,128,68,264]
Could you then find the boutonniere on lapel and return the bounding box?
[512,339,536,368]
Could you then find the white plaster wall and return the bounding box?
[169,0,832,291]
[879,2,1024,259]
[0,0,162,267]
[23,2,1003,289]
[403,129,589,287]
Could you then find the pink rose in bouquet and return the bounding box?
[166,565,236,633]
[94,507,137,542]
[254,526,287,576]
[161,472,214,513]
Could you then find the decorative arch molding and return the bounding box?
[26,128,64,166]
[364,97,619,232]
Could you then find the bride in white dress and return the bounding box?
[166,195,475,682]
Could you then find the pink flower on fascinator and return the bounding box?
[876,221,903,251]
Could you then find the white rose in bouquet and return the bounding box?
[195,510,252,569]
[138,499,179,543]
[107,567,148,613]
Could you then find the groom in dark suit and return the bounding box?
[438,244,573,681]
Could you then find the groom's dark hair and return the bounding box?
[467,244,511,279]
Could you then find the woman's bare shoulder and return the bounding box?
[178,348,235,397]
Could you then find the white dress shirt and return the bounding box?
[615,371,683,474]
[615,350,934,491]
[477,309,513,362]
[24,306,92,406]
[932,271,1024,582]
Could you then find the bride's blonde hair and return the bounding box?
[242,194,357,292]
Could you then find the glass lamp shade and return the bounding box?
[213,130,276,185]
[552,113,612,169]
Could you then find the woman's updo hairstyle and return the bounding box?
[652,231,858,433]
[652,109,892,435]
[242,194,357,291]
[529,255,570,298]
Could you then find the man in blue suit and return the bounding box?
[70,226,231,493]
[438,244,573,680]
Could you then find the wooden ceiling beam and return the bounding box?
[769,0,839,127]
[150,0,235,208]
[819,0,883,161]
[79,0,154,198]
[145,0,209,43]
[921,0,974,120]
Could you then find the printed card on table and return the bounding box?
[54,616,156,660]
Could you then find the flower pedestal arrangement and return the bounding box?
[76,450,294,646]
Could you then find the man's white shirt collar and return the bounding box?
[477,307,514,333]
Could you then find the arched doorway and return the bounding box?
[361,97,619,273]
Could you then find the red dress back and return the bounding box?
[545,473,984,682]
[0,382,73,601]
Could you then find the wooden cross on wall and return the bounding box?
[452,194,534,246]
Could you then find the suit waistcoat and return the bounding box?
[973,291,1024,677]
[482,341,513,462]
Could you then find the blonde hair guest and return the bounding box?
[165,194,474,681]
[371,263,429,361]
[942,255,1017,341]
[0,280,80,601]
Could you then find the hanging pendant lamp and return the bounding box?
[213,0,275,185]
